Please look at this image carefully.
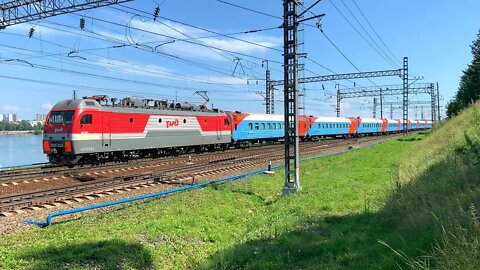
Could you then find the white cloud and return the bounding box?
[98,19,282,62]
[94,58,175,79]
[92,57,251,86]
[7,23,70,36]
[2,105,20,112]
[41,103,53,110]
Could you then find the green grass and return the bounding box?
[1,107,478,270]
[380,104,480,269]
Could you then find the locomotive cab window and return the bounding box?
[47,111,74,124]
[80,114,92,125]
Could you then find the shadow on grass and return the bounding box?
[198,212,402,270]
[199,152,480,269]
[20,239,153,270]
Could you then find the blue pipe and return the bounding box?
[24,141,380,227]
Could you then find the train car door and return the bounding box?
[216,117,221,140]
[102,113,112,147]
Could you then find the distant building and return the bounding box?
[35,114,46,122]
[0,115,3,122]
[29,120,44,127]
[2,114,16,123]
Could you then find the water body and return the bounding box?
[0,135,48,168]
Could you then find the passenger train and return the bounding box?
[42,96,432,165]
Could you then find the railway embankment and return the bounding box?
[379,103,480,269]
[0,105,478,269]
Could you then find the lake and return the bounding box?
[0,134,48,168]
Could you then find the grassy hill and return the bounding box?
[381,103,480,269]
[0,105,479,269]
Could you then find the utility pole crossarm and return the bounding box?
[383,100,431,106]
[0,0,132,30]
[271,69,402,86]
[337,83,434,99]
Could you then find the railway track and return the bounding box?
[0,134,403,216]
[0,144,283,185]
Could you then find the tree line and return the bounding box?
[447,30,480,117]
[0,121,44,132]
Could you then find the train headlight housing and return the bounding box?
[64,141,72,153]
[43,140,51,153]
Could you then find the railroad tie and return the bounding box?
[0,212,13,217]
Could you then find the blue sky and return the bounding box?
[0,0,479,120]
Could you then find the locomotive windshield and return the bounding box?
[48,111,74,124]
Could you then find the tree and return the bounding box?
[447,30,480,117]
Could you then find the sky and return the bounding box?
[0,0,479,121]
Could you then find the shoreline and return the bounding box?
[0,131,42,135]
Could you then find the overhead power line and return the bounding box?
[327,0,397,69]
[351,0,401,66]
[216,0,282,19]
[339,0,399,68]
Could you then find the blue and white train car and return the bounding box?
[307,116,353,138]
[357,118,382,135]
[386,119,401,133]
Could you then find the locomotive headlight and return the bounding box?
[64,141,72,153]
[43,140,51,153]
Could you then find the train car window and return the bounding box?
[249,123,252,130]
[48,111,74,124]
[268,123,271,129]
[130,118,134,123]
[224,119,229,126]
[184,119,187,124]
[261,123,265,130]
[80,114,92,124]
[159,118,162,123]
[255,123,259,130]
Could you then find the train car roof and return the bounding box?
[386,119,400,123]
[361,118,381,123]
[243,114,284,121]
[314,116,351,123]
[51,99,101,110]
[50,99,227,116]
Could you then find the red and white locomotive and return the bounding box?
[43,96,231,164]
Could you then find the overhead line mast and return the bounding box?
[282,0,324,195]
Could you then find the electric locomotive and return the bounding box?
[43,96,231,165]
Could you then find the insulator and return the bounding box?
[28,27,34,38]
[80,18,85,30]
[153,6,160,22]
